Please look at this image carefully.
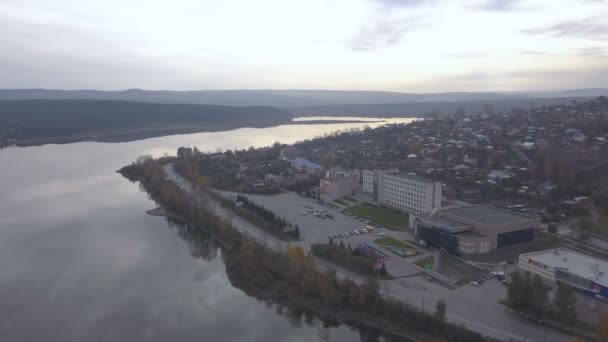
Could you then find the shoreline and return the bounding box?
[0,118,291,148]
[118,161,485,342]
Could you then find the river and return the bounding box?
[0,118,415,342]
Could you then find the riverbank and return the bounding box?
[118,158,486,342]
[1,118,292,148]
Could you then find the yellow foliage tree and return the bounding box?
[598,311,608,340]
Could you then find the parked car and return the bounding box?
[470,281,479,287]
[379,232,386,236]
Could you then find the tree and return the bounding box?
[597,311,608,340]
[287,245,307,269]
[530,274,549,319]
[434,299,447,324]
[507,270,529,311]
[553,283,576,327]
[547,223,558,234]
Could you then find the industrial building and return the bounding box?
[413,205,539,255]
[519,248,608,300]
[361,169,441,214]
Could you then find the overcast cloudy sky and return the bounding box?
[1,0,607,92]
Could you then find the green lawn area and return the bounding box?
[415,256,434,269]
[334,199,349,206]
[344,196,359,203]
[375,236,410,249]
[347,203,408,230]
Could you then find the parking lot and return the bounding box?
[223,191,385,245]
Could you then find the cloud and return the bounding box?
[370,0,432,7]
[574,46,608,56]
[520,50,550,55]
[523,16,608,40]
[475,0,524,11]
[351,16,428,51]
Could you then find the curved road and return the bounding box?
[163,163,571,342]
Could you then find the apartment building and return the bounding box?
[362,169,441,214]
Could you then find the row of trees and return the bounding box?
[507,270,577,328]
[236,194,300,239]
[121,157,484,342]
[312,241,387,278]
[233,242,478,341]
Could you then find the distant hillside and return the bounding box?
[0,100,292,146]
[287,97,588,117]
[1,88,605,108]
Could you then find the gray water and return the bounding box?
[0,118,414,342]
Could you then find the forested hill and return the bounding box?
[0,99,292,146]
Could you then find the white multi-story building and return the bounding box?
[362,170,441,214]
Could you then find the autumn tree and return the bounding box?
[597,311,608,340]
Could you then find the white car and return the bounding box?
[470,281,479,287]
[379,232,386,236]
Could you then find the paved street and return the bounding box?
[163,164,571,342]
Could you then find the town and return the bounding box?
[138,96,608,341]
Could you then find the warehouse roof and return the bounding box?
[522,248,608,287]
[443,204,537,226]
[424,217,470,234]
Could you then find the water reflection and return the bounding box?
[163,217,411,342]
[0,118,415,342]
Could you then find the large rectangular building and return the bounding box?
[320,178,358,201]
[414,205,539,255]
[519,248,608,300]
[362,169,441,214]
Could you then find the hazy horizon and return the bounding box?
[2,0,607,92]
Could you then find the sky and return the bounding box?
[0,0,607,92]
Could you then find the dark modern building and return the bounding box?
[412,204,539,255]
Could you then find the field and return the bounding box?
[347,203,408,230]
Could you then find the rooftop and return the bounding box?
[292,157,323,169]
[522,248,608,287]
[442,205,537,226]
[390,172,435,184]
[424,217,470,234]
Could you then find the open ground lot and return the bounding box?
[347,202,409,230]
[218,191,378,245]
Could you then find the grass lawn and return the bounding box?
[344,196,359,203]
[347,203,408,230]
[375,236,410,249]
[415,256,434,269]
[334,199,350,206]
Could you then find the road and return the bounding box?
[162,163,571,342]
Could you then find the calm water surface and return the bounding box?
[0,118,414,342]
